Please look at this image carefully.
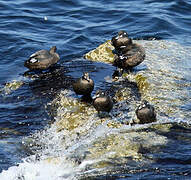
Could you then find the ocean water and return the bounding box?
[0,0,191,179]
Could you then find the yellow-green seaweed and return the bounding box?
[0,80,23,95]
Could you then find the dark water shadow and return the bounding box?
[26,66,74,98]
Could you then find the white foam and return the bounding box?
[0,160,77,180]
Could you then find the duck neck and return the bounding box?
[50,46,57,54]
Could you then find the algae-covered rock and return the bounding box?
[84,40,115,64]
[0,80,23,95]
[50,40,191,133]
[89,130,167,156]
[51,90,120,134]
[51,91,96,133]
[84,40,191,121]
[49,90,170,167]
[49,40,191,136]
[19,40,191,179]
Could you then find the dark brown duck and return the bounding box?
[113,43,145,70]
[135,100,156,124]
[73,72,94,96]
[111,31,145,70]
[24,46,60,70]
[93,90,113,113]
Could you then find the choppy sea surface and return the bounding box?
[0,0,191,179]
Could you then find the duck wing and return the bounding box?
[28,50,51,63]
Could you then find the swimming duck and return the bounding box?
[93,90,113,113]
[135,100,156,124]
[73,72,94,96]
[111,30,132,52]
[111,31,145,70]
[24,46,60,70]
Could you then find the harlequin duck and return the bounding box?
[24,46,60,70]
[135,100,156,124]
[93,90,113,113]
[111,31,145,70]
[113,42,145,70]
[73,72,94,96]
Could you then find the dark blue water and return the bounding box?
[0,0,191,179]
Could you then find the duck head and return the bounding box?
[82,72,91,82]
[50,46,57,54]
[111,31,132,52]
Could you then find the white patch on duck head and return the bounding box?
[119,55,127,60]
[29,58,38,63]
[138,105,143,110]
[138,102,147,110]
[82,72,90,82]
[120,45,127,49]
[93,90,104,99]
